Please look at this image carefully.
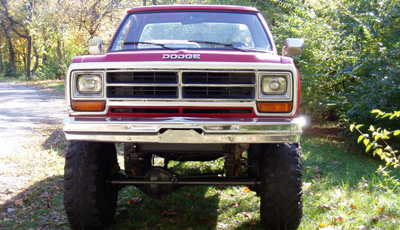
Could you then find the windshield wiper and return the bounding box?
[188,40,244,51]
[123,41,176,50]
[188,40,269,53]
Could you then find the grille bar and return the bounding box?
[107,71,178,83]
[182,72,255,84]
[107,86,178,99]
[183,86,254,99]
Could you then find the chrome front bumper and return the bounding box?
[63,117,303,144]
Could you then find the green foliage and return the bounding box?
[350,110,400,182]
[339,0,400,131]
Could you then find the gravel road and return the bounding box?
[0,82,66,200]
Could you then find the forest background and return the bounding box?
[0,0,399,157]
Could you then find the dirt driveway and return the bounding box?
[0,82,66,202]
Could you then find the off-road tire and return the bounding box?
[257,143,303,230]
[64,141,120,230]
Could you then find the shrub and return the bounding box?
[350,110,400,168]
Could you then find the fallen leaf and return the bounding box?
[313,173,322,180]
[243,187,251,193]
[14,199,23,207]
[350,204,357,210]
[318,204,332,210]
[335,216,344,221]
[41,191,49,197]
[128,197,142,204]
[318,222,327,227]
[163,210,177,217]
[376,206,385,215]
[313,166,320,173]
[233,201,242,207]
[371,216,380,222]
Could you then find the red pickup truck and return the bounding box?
[63,5,305,230]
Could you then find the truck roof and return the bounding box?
[127,5,260,13]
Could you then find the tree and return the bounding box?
[0,18,15,73]
[0,0,16,73]
[63,0,127,39]
[0,0,37,78]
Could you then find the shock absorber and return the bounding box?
[224,144,249,177]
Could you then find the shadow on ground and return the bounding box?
[0,176,223,230]
[41,124,69,157]
[0,175,68,229]
[112,186,222,230]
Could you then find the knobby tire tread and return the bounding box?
[64,141,119,230]
[259,143,303,230]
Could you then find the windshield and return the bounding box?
[110,11,272,52]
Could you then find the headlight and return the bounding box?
[77,75,102,94]
[261,76,287,95]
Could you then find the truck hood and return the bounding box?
[72,50,294,64]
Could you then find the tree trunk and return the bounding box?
[32,46,39,75]
[56,40,65,79]
[152,0,157,5]
[1,23,16,73]
[56,40,63,66]
[8,36,15,73]
[0,49,3,73]
[26,36,32,79]
[26,0,34,79]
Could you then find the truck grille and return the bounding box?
[106,71,256,100]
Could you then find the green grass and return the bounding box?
[1,125,399,229]
[300,132,400,229]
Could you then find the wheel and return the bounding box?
[63,141,120,230]
[253,143,303,230]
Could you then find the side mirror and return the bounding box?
[89,38,104,55]
[283,38,304,56]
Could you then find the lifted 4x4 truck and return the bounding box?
[62,5,305,230]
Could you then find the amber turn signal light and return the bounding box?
[257,102,292,113]
[71,100,106,111]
